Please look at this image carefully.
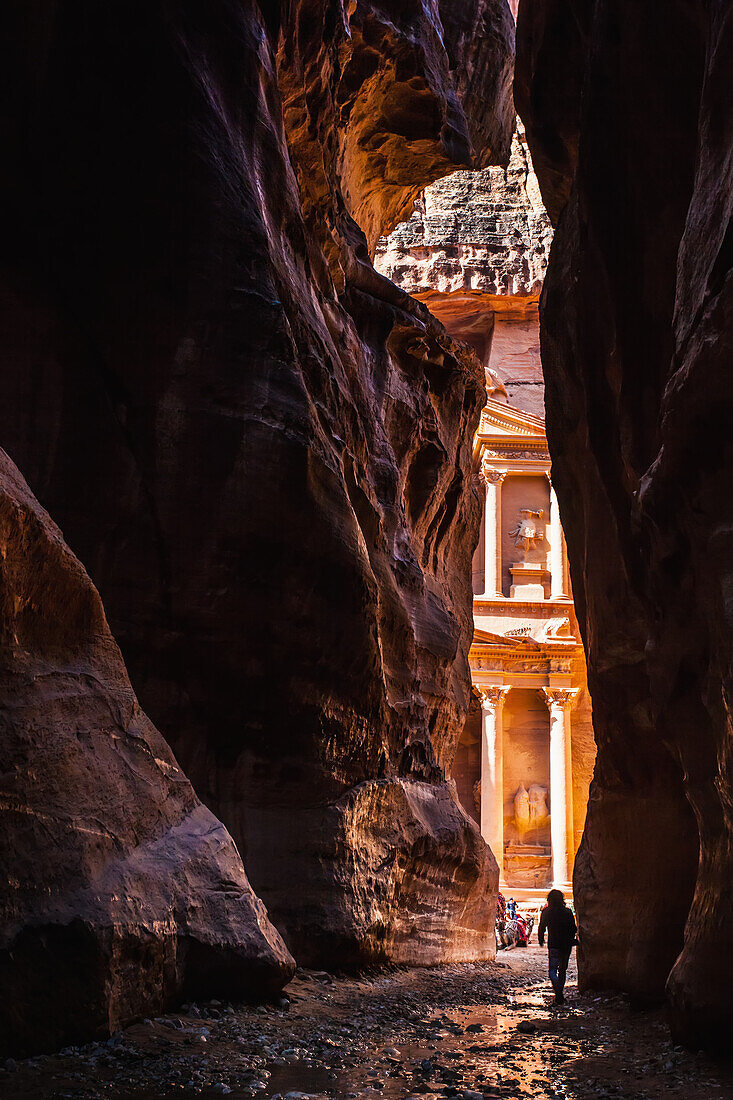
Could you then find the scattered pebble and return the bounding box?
[1,951,731,1099]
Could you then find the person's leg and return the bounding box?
[556,950,571,1002]
[548,949,562,1000]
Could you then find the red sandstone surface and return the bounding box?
[0,450,294,1056]
[376,121,552,417]
[0,0,515,1048]
[1,0,731,1067]
[516,0,733,1054]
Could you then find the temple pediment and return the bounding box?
[477,399,548,445]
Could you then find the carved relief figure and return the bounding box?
[528,784,549,826]
[513,784,530,833]
[510,508,545,553]
[482,462,506,486]
[544,617,573,639]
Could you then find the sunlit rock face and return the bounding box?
[375,122,550,304]
[375,122,552,417]
[0,450,294,1057]
[0,0,514,966]
[516,0,733,1052]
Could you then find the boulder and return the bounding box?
[0,450,294,1056]
[255,777,498,967]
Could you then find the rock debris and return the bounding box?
[3,948,732,1099]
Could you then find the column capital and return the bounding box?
[539,687,578,710]
[477,684,511,710]
[480,463,506,486]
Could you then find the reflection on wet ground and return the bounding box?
[3,946,733,1099]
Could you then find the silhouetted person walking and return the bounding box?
[537,889,577,1005]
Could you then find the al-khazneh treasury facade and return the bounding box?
[464,398,595,894]
[376,122,596,895]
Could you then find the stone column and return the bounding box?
[481,467,505,598]
[548,482,568,599]
[540,687,578,889]
[478,686,510,876]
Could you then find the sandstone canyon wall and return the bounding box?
[375,121,552,416]
[0,0,515,979]
[517,0,732,1052]
[0,449,294,1056]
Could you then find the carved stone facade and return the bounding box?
[458,400,596,896]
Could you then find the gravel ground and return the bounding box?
[3,944,732,1099]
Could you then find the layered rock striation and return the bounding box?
[0,0,515,970]
[375,121,551,306]
[376,121,552,416]
[516,0,733,1052]
[0,450,294,1056]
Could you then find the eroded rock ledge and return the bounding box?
[0,0,515,980]
[516,0,733,1053]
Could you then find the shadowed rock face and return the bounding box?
[0,0,513,966]
[0,450,294,1057]
[516,0,733,1052]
